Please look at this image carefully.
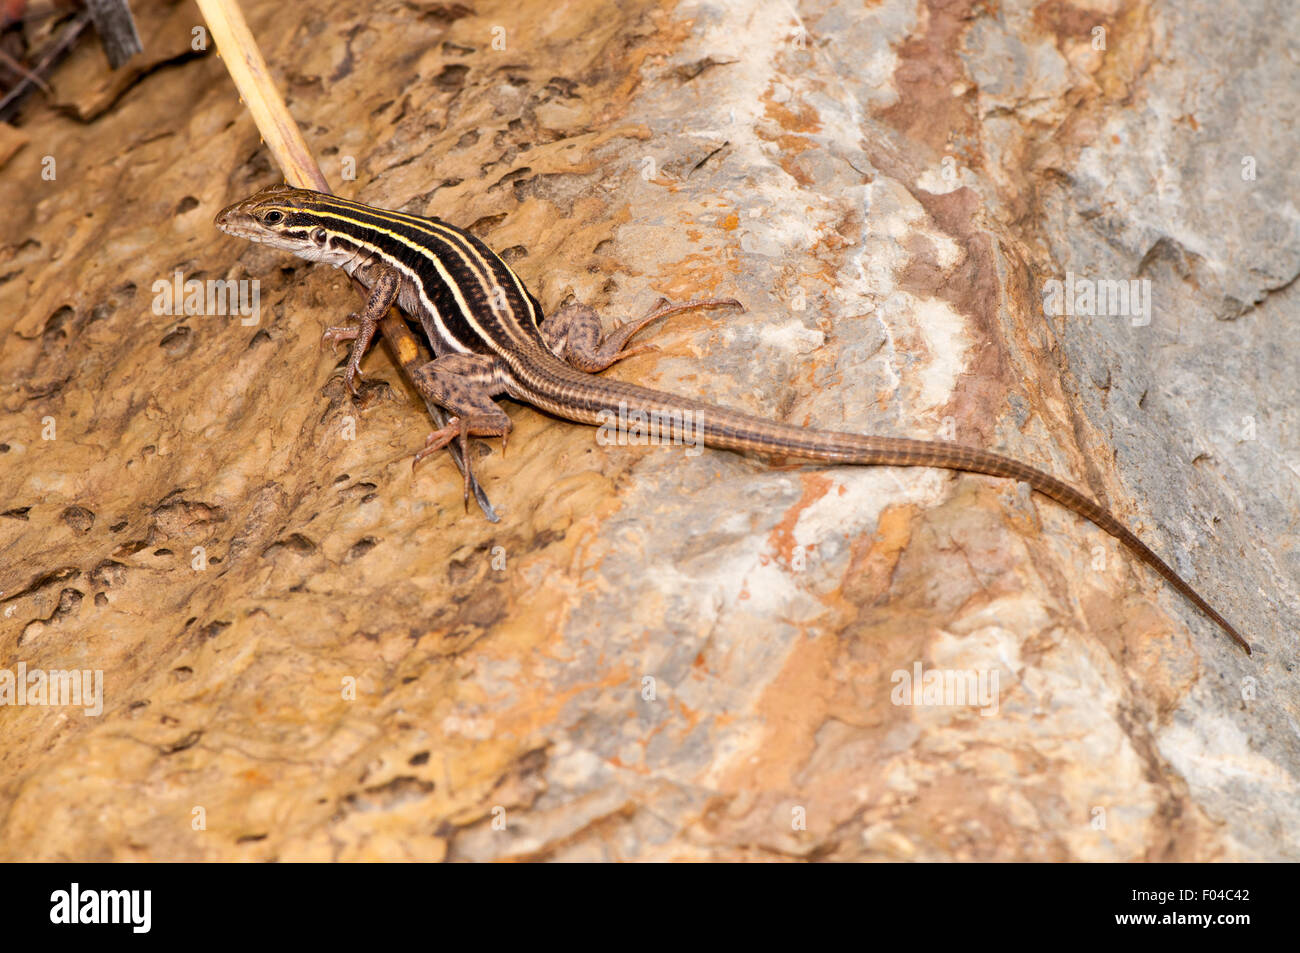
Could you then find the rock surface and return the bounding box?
[0,0,1296,861]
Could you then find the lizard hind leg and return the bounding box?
[409,354,512,507]
[542,297,743,372]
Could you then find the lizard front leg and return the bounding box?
[408,353,512,507]
[541,297,742,372]
[321,267,400,395]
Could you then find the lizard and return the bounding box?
[213,184,1251,655]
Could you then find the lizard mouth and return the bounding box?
[213,211,272,242]
[218,222,268,241]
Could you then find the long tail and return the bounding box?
[519,367,1250,654]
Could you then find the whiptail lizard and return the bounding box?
[214,184,1250,654]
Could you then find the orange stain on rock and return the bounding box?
[845,503,918,605]
[761,90,823,135]
[767,472,834,566]
[717,623,845,793]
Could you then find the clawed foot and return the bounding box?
[642,296,743,321]
[412,415,512,510]
[414,418,469,507]
[321,317,361,352]
[542,296,743,373]
[322,314,372,395]
[598,297,742,367]
[413,418,463,470]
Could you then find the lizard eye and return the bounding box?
[262,210,284,225]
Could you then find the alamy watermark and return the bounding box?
[595,400,703,456]
[1041,272,1150,326]
[891,661,999,717]
[50,883,150,933]
[152,270,260,325]
[0,662,104,716]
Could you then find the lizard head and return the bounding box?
[215,184,352,265]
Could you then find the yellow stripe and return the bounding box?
[311,196,542,341]
[347,200,543,333]
[307,207,485,351]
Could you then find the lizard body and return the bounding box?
[214,184,1250,654]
